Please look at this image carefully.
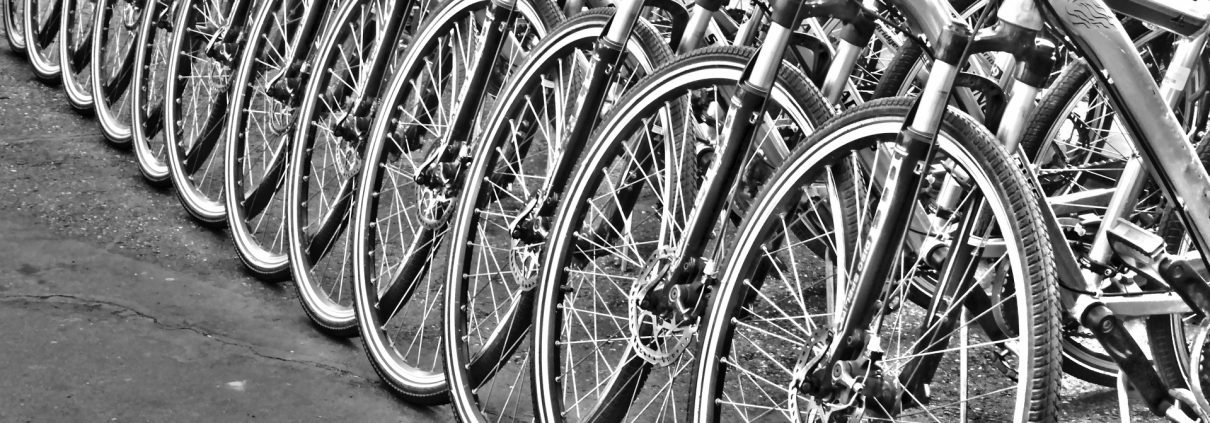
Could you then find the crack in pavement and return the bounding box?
[0,292,371,385]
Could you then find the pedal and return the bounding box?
[1107,218,1210,316]
[1107,218,1168,281]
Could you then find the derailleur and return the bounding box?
[414,142,469,228]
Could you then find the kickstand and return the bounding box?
[1118,370,1133,423]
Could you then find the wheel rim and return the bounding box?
[25,0,61,77]
[164,0,236,220]
[697,111,1046,422]
[60,0,94,108]
[446,15,660,420]
[92,0,139,143]
[131,0,173,179]
[351,0,546,391]
[226,0,309,275]
[533,56,818,422]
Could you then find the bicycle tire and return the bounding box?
[130,0,174,181]
[162,0,240,224]
[24,0,61,80]
[530,45,832,422]
[5,0,27,54]
[284,0,439,336]
[347,0,561,403]
[90,0,139,145]
[693,97,1062,422]
[59,0,94,110]
[443,9,670,421]
[224,0,326,281]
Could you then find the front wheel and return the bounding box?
[530,46,832,422]
[443,9,670,421]
[91,0,140,145]
[23,0,61,80]
[130,0,174,181]
[693,97,1062,422]
[163,0,237,224]
[348,0,560,403]
[59,0,94,110]
[5,0,27,54]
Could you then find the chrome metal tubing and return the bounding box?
[676,6,713,54]
[821,39,861,105]
[748,23,792,91]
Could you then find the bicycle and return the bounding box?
[438,0,918,419]
[697,0,1210,420]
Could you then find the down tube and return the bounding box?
[1041,0,1210,274]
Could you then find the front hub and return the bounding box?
[628,254,696,366]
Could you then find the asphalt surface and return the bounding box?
[0,39,452,422]
[0,27,1171,423]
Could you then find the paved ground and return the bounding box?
[0,40,452,422]
[0,27,1172,423]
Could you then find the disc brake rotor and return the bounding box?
[628,257,694,367]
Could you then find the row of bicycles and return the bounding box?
[8,0,1210,419]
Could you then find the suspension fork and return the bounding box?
[805,22,972,391]
[414,0,525,194]
[531,0,646,204]
[893,18,1057,404]
[819,14,874,106]
[511,0,726,238]
[267,0,335,92]
[32,0,63,49]
[352,0,411,116]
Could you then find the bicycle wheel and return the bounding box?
[23,0,60,80]
[348,0,560,402]
[225,0,330,281]
[694,97,1062,422]
[283,0,436,335]
[530,45,831,422]
[91,0,139,145]
[59,0,94,109]
[163,0,239,224]
[5,0,27,54]
[130,0,173,182]
[443,10,670,421]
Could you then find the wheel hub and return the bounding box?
[628,254,695,367]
